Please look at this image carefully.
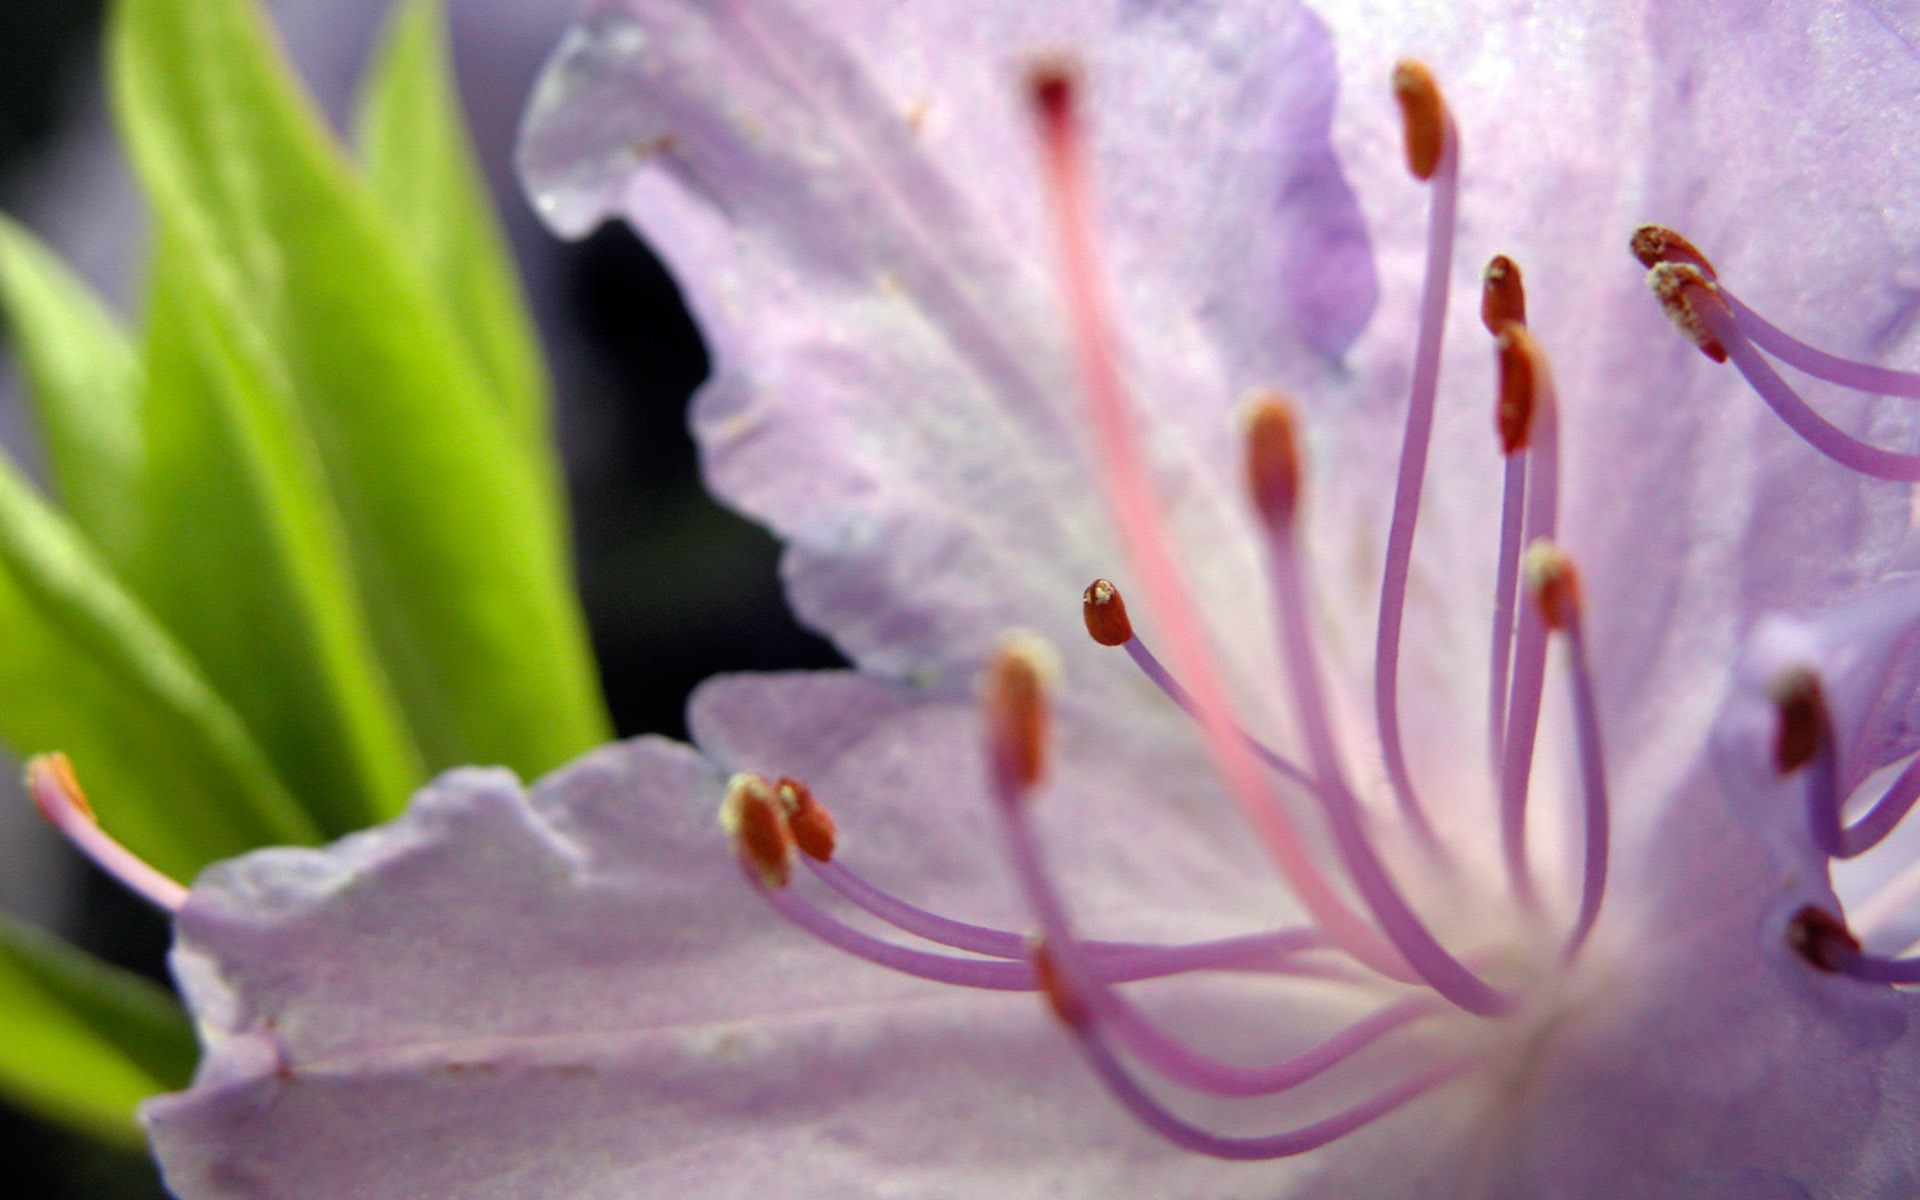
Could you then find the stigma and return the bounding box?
[720,58,1650,1160]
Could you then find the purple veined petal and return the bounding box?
[518,0,1380,688]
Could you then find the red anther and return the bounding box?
[1785,904,1860,973]
[776,777,836,862]
[1629,224,1719,280]
[1523,542,1582,631]
[1391,60,1448,182]
[1081,578,1134,647]
[28,751,93,824]
[1480,255,1526,335]
[1769,668,1827,776]
[722,774,794,888]
[1494,325,1541,454]
[1647,262,1730,363]
[1243,391,1304,525]
[986,638,1054,793]
[1031,942,1092,1029]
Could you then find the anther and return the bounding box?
[29,751,93,824]
[1082,578,1134,647]
[986,635,1058,793]
[1480,255,1526,335]
[1768,667,1827,776]
[1522,541,1581,631]
[1647,262,1730,363]
[1391,60,1448,182]
[776,777,836,862]
[719,773,794,888]
[1785,904,1861,973]
[1242,391,1304,526]
[1494,324,1540,453]
[1629,224,1718,280]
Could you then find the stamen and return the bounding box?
[1391,60,1450,182]
[755,876,1043,991]
[1243,391,1304,527]
[1250,410,1510,1015]
[1071,1030,1464,1162]
[1629,224,1718,279]
[1646,263,1729,363]
[776,777,836,862]
[1484,261,1533,771]
[1839,756,1920,858]
[1117,635,1315,788]
[1724,290,1920,399]
[1081,578,1133,646]
[1029,63,1400,973]
[812,855,1333,977]
[1525,543,1610,954]
[1495,327,1561,908]
[718,773,795,889]
[1372,60,1460,846]
[28,753,187,913]
[1769,667,1845,860]
[1480,254,1526,337]
[1785,905,1860,975]
[986,635,1058,794]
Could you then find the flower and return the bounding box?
[128,0,1920,1196]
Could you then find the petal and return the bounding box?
[1312,0,1917,805]
[143,737,1270,1199]
[687,669,1281,938]
[518,0,1378,681]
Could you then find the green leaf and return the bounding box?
[0,450,317,876]
[0,215,142,564]
[0,913,195,1147]
[109,0,611,782]
[128,232,423,836]
[358,0,550,440]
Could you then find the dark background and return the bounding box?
[0,2,843,1194]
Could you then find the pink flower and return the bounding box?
[133,2,1920,1195]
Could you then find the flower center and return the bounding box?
[724,58,1628,1159]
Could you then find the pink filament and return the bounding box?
[1725,289,1920,400]
[1557,607,1611,956]
[1033,76,1399,976]
[1497,355,1560,905]
[1267,519,1510,1016]
[1371,115,1459,846]
[29,757,187,913]
[1487,453,1528,772]
[1841,757,1920,858]
[1702,302,1920,481]
[988,749,1452,1150]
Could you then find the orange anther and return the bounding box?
[1392,60,1448,181]
[1481,255,1527,335]
[1243,391,1304,525]
[1081,578,1134,647]
[776,777,837,862]
[1523,542,1582,631]
[1629,224,1718,280]
[720,774,794,888]
[1647,262,1730,363]
[1494,325,1542,454]
[985,637,1055,793]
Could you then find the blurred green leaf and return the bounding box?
[109,0,610,783]
[128,232,423,836]
[0,214,141,565]
[358,0,550,440]
[0,912,194,1147]
[0,451,316,875]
